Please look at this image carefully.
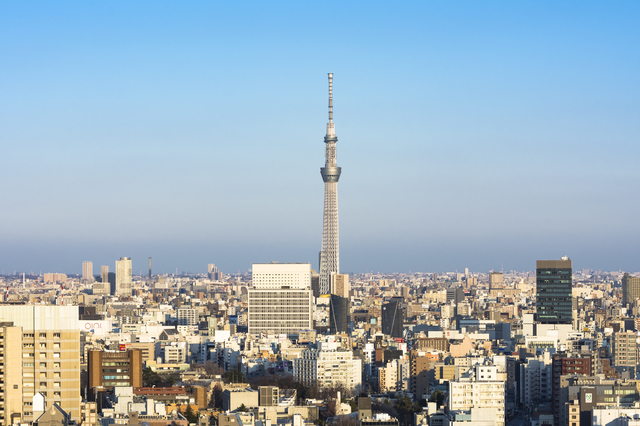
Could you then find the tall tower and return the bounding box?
[319,73,341,294]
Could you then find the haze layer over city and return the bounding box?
[2,2,639,274]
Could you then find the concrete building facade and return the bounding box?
[248,264,313,337]
[0,306,80,424]
[115,257,132,297]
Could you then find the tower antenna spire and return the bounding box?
[326,73,335,137]
[328,73,333,123]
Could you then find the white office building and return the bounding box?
[248,263,313,337]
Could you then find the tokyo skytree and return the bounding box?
[319,73,341,294]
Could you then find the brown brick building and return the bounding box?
[87,349,142,394]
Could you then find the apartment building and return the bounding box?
[293,339,362,391]
[87,349,142,394]
[613,332,637,367]
[0,305,80,424]
[448,365,505,426]
[0,324,23,426]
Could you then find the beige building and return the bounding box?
[0,324,24,426]
[115,257,132,297]
[613,331,637,367]
[331,274,350,298]
[379,359,398,393]
[622,273,640,307]
[82,262,93,282]
[0,306,80,424]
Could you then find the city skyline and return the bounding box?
[1,2,639,274]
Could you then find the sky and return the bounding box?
[1,1,639,275]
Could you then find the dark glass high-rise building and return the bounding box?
[382,297,405,338]
[536,257,573,324]
[329,294,350,334]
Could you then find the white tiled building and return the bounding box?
[293,339,362,391]
[448,365,505,426]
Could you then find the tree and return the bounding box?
[334,416,357,426]
[204,361,225,376]
[393,393,421,426]
[429,390,445,408]
[224,369,246,384]
[143,367,161,387]
[237,404,248,412]
[183,405,198,424]
[210,383,223,409]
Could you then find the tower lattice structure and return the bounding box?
[319,73,341,294]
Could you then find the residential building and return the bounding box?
[613,332,637,367]
[177,308,198,326]
[0,305,80,424]
[87,349,142,394]
[519,352,552,410]
[0,323,23,426]
[410,352,432,401]
[293,339,361,391]
[448,366,505,426]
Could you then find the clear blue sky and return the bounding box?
[1,1,639,275]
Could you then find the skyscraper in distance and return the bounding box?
[115,257,132,297]
[82,261,93,282]
[536,256,573,324]
[622,273,640,307]
[319,73,341,294]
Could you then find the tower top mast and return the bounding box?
[326,73,335,137]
